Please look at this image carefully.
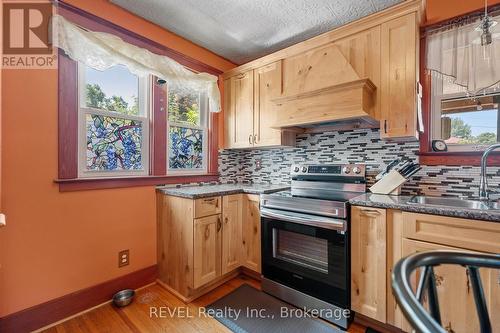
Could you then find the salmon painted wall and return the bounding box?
[426,0,500,25]
[0,0,235,316]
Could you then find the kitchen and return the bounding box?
[0,0,499,333]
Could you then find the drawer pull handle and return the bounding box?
[361,209,380,215]
[203,198,218,208]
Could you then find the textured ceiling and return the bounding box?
[111,0,404,65]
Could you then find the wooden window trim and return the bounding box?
[418,21,500,167]
[57,1,222,191]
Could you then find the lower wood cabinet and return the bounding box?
[351,206,500,333]
[350,206,387,323]
[402,239,500,333]
[222,194,243,274]
[241,194,261,272]
[157,193,261,301]
[193,214,222,289]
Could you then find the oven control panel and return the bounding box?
[291,164,366,177]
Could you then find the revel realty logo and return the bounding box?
[2,1,56,68]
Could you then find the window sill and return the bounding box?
[418,151,500,166]
[54,173,219,192]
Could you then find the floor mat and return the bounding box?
[206,283,343,333]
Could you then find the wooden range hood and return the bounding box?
[271,44,378,129]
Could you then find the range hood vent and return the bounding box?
[270,43,379,129]
[271,78,377,129]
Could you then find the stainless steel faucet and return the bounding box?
[479,143,500,200]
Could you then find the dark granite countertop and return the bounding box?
[156,183,290,199]
[350,193,500,223]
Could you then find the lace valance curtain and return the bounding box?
[53,15,221,112]
[426,12,500,95]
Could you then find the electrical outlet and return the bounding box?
[118,249,129,267]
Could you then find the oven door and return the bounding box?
[261,207,349,308]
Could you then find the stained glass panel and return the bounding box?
[168,87,201,126]
[86,114,143,171]
[168,126,204,169]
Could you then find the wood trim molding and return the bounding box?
[418,151,500,166]
[0,265,158,333]
[422,3,500,30]
[58,50,78,179]
[208,111,219,174]
[55,174,219,192]
[57,1,225,76]
[152,79,167,176]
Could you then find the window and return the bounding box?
[167,87,208,173]
[78,64,150,177]
[56,6,222,190]
[424,9,500,155]
[430,78,500,152]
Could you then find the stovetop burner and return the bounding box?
[261,163,367,219]
[268,189,364,202]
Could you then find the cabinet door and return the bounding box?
[224,71,254,148]
[402,239,500,333]
[380,13,418,139]
[351,206,387,322]
[242,194,261,273]
[193,214,221,289]
[222,194,243,274]
[253,61,288,147]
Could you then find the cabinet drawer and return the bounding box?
[194,196,221,218]
[402,212,500,253]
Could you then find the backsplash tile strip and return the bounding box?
[218,129,500,199]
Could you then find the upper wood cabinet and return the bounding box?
[224,65,295,149]
[380,13,418,140]
[254,62,295,147]
[351,206,387,322]
[224,71,254,148]
[222,1,422,143]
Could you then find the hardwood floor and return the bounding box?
[40,276,366,333]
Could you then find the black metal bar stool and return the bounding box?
[391,250,500,333]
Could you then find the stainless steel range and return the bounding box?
[260,164,366,330]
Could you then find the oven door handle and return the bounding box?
[260,208,346,232]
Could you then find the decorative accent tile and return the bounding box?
[219,129,500,199]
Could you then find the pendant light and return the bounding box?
[475,0,498,61]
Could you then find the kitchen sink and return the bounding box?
[408,196,500,211]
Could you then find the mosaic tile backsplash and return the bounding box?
[218,129,500,199]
